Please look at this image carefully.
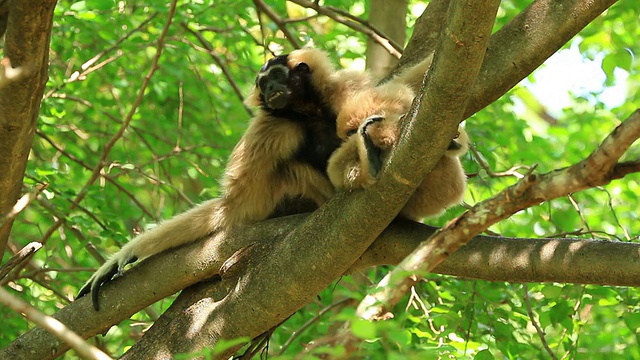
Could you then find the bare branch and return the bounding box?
[252,0,302,49]
[181,23,254,116]
[0,287,112,360]
[357,109,640,320]
[0,183,47,228]
[523,284,557,360]
[287,0,403,58]
[0,242,42,281]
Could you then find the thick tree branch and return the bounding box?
[357,109,640,320]
[358,1,500,317]
[5,214,640,359]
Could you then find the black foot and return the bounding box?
[360,115,385,178]
[76,255,138,311]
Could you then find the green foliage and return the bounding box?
[2,0,639,358]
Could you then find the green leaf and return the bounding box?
[475,349,495,360]
[351,319,377,340]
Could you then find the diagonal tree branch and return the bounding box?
[357,109,640,320]
[287,0,403,58]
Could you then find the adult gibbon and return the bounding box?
[77,48,373,310]
[327,59,468,220]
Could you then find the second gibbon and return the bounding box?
[327,59,468,220]
[77,48,374,310]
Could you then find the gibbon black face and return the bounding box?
[253,53,342,174]
[256,55,291,109]
[255,54,314,112]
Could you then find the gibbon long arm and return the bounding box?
[327,58,468,220]
[77,48,373,310]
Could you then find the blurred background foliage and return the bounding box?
[1,0,639,358]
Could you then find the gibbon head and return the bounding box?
[245,48,336,112]
[335,83,414,140]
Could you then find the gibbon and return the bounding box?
[77,48,374,310]
[327,61,468,220]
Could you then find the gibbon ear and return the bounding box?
[293,62,310,73]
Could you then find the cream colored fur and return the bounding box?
[79,48,373,303]
[327,56,468,220]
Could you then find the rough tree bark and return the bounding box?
[0,0,57,256]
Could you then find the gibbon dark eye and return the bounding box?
[294,62,310,73]
[257,76,268,90]
[346,129,357,137]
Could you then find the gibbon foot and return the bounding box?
[360,115,385,178]
[77,254,138,311]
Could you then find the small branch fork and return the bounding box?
[357,109,640,321]
[287,0,403,58]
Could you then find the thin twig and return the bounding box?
[0,242,42,280]
[0,287,112,360]
[598,187,632,241]
[287,0,403,58]
[470,143,530,179]
[252,0,302,49]
[0,183,48,228]
[523,284,557,360]
[567,194,593,237]
[181,23,254,116]
[277,297,356,355]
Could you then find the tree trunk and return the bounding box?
[0,0,57,254]
[365,0,407,77]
